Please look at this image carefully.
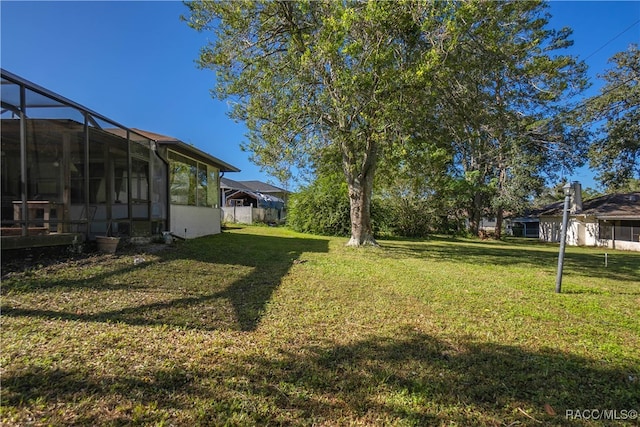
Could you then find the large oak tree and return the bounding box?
[185,1,471,246]
[185,0,588,244]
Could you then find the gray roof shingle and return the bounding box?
[539,192,640,219]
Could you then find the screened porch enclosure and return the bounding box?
[1,70,168,245]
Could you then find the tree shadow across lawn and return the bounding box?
[2,230,329,331]
[213,328,640,425]
[3,327,638,425]
[174,230,330,331]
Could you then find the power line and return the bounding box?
[583,18,640,61]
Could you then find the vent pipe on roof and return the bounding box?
[571,181,582,214]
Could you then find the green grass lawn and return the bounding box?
[2,226,639,426]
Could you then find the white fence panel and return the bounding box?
[222,207,282,224]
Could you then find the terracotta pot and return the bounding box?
[96,236,120,254]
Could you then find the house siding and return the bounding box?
[539,217,562,243]
[540,216,640,252]
[170,205,221,239]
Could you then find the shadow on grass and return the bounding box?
[2,231,329,332]
[250,330,638,424]
[3,328,638,425]
[380,238,640,284]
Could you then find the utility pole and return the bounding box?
[555,183,573,293]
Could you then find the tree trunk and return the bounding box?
[468,215,478,237]
[468,192,483,236]
[494,160,506,240]
[344,137,379,247]
[495,207,503,240]
[346,173,378,247]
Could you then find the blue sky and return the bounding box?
[2,1,639,191]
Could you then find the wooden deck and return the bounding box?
[0,231,85,250]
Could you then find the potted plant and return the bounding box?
[96,222,120,254]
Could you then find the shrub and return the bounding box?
[287,173,351,236]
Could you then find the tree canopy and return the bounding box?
[184,0,588,243]
[584,44,640,190]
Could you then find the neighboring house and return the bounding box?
[220,177,288,224]
[507,209,545,238]
[1,69,238,250]
[221,178,288,207]
[465,216,498,235]
[538,183,640,251]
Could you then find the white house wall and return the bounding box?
[542,217,598,246]
[539,218,562,242]
[582,221,599,246]
[170,205,221,239]
[540,216,640,251]
[564,219,597,246]
[600,240,640,251]
[565,219,580,246]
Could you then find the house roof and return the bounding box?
[240,180,288,194]
[221,178,288,194]
[527,202,564,218]
[539,192,640,219]
[130,128,240,173]
[220,177,253,191]
[507,203,561,221]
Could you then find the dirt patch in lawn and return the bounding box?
[1,241,175,279]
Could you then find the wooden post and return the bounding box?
[61,132,71,233]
